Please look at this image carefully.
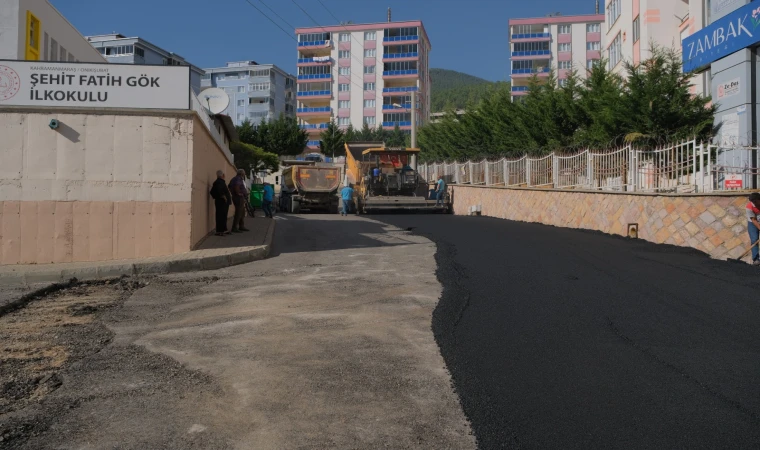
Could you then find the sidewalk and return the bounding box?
[0,212,275,290]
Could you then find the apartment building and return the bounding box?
[86,34,205,93]
[200,61,296,126]
[295,20,431,150]
[0,0,105,62]
[603,0,707,94]
[509,14,605,101]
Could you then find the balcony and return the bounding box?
[297,74,331,81]
[383,52,418,60]
[383,103,412,110]
[383,35,418,43]
[300,123,329,130]
[511,86,530,96]
[511,67,551,78]
[307,140,321,147]
[382,121,412,127]
[511,50,551,58]
[383,86,418,93]
[297,106,331,114]
[382,69,418,77]
[297,90,331,100]
[511,32,551,40]
[298,56,333,64]
[298,40,329,47]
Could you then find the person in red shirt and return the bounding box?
[746,192,760,265]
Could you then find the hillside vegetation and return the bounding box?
[430,68,507,112]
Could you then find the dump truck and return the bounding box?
[344,142,450,213]
[279,161,341,213]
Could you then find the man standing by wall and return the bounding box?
[262,182,274,218]
[229,169,249,233]
[435,175,446,207]
[209,170,232,237]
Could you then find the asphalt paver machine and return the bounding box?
[344,141,450,213]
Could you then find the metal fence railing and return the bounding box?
[418,140,760,193]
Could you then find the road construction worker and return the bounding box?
[341,184,355,216]
[746,192,760,265]
[435,175,446,207]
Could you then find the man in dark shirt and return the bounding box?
[228,169,250,233]
[209,170,232,236]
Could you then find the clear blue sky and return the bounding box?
[51,0,597,81]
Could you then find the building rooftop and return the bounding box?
[508,14,605,25]
[295,19,431,47]
[85,33,204,73]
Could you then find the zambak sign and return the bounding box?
[0,60,190,109]
[682,2,760,73]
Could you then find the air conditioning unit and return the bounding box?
[324,40,331,47]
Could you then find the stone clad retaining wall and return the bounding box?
[451,185,751,261]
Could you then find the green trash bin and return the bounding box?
[249,184,264,209]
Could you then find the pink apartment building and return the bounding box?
[509,14,605,101]
[295,20,431,150]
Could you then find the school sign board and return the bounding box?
[0,60,190,109]
[682,1,760,73]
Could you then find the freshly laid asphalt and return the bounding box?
[375,214,760,449]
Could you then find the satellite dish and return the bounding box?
[199,88,230,114]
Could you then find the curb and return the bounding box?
[0,219,277,289]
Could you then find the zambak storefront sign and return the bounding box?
[682,2,760,73]
[0,60,190,109]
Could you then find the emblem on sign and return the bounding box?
[0,65,21,101]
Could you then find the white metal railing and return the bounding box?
[417,140,760,193]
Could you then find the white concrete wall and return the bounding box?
[348,30,365,128]
[0,0,105,62]
[0,111,193,203]
[571,22,588,74]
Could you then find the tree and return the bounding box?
[319,120,346,157]
[359,123,374,141]
[386,124,406,147]
[344,124,357,142]
[230,141,280,174]
[235,115,307,156]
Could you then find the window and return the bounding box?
[339,83,350,91]
[558,43,571,52]
[249,97,270,104]
[250,82,271,91]
[558,25,571,34]
[586,41,601,50]
[364,48,376,58]
[364,99,376,108]
[339,67,350,76]
[586,59,599,69]
[135,46,145,58]
[364,116,376,125]
[338,117,351,126]
[559,79,568,87]
[608,33,622,69]
[237,86,246,93]
[238,114,245,122]
[50,38,58,61]
[607,0,621,27]
[633,16,640,43]
[586,23,601,33]
[250,69,270,77]
[25,12,40,60]
[298,32,330,43]
[237,100,245,106]
[364,82,375,91]
[217,74,225,80]
[558,61,572,70]
[514,42,550,52]
[202,73,211,80]
[339,50,350,59]
[339,33,350,42]
[363,65,375,74]
[69,54,75,62]
[59,47,67,62]
[339,100,350,109]
[364,31,376,40]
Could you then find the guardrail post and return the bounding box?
[629,148,636,192]
[586,151,593,189]
[693,141,699,193]
[455,163,460,184]
[468,161,474,184]
[552,153,558,188]
[526,158,532,186]
[484,160,491,185]
[503,158,509,186]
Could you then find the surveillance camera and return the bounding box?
[48,119,59,130]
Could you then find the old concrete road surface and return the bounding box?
[12,214,474,449]
[377,214,760,449]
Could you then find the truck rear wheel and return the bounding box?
[291,198,301,214]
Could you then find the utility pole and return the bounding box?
[411,90,417,171]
